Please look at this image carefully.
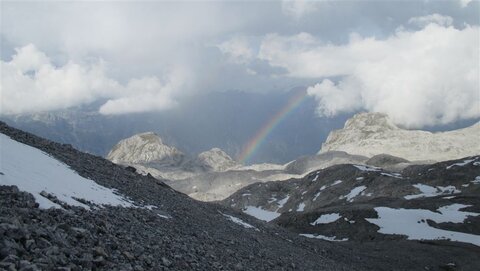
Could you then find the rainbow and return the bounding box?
[238,91,308,164]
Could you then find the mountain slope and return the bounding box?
[223,156,480,249]
[0,122,358,270]
[320,112,480,161]
[2,123,480,270]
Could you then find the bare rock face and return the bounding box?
[196,148,238,171]
[320,112,480,162]
[107,132,183,165]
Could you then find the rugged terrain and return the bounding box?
[2,123,480,270]
[106,113,479,202]
[320,112,480,161]
[222,155,480,256]
[106,132,373,201]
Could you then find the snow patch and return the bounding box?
[446,158,476,169]
[243,206,280,222]
[0,133,133,209]
[222,213,258,230]
[404,184,460,200]
[297,202,306,212]
[472,176,480,184]
[320,180,342,191]
[340,186,367,202]
[381,172,403,179]
[313,191,321,201]
[299,234,348,242]
[310,213,341,225]
[353,165,381,172]
[277,195,290,209]
[366,204,480,246]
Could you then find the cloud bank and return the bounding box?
[258,22,479,128]
[1,1,479,127]
[0,44,178,115]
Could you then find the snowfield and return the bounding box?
[310,213,341,225]
[0,133,134,209]
[404,184,461,200]
[366,204,480,246]
[243,206,281,222]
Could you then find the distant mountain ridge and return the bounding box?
[320,112,480,161]
[106,132,376,201]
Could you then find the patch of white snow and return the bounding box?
[340,186,367,202]
[0,134,133,209]
[310,213,341,225]
[446,158,476,169]
[299,234,348,242]
[222,213,258,230]
[243,206,280,222]
[353,165,381,172]
[366,204,480,246]
[297,202,306,212]
[404,184,460,200]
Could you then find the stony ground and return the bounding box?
[2,122,480,271]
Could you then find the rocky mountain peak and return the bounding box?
[107,132,183,164]
[343,112,398,132]
[320,113,480,161]
[196,148,238,171]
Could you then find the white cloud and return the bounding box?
[260,21,480,127]
[99,69,186,115]
[408,14,453,27]
[459,0,472,8]
[281,0,321,19]
[307,79,362,117]
[0,44,179,115]
[217,36,254,64]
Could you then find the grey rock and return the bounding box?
[161,257,172,267]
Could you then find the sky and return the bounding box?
[1,0,479,129]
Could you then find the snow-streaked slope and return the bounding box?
[320,112,480,161]
[0,133,133,209]
[107,132,183,164]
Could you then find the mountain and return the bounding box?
[196,148,238,171]
[0,89,347,164]
[222,156,480,251]
[2,122,480,270]
[319,112,480,161]
[107,132,184,165]
[105,132,381,201]
[284,151,368,175]
[0,121,360,270]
